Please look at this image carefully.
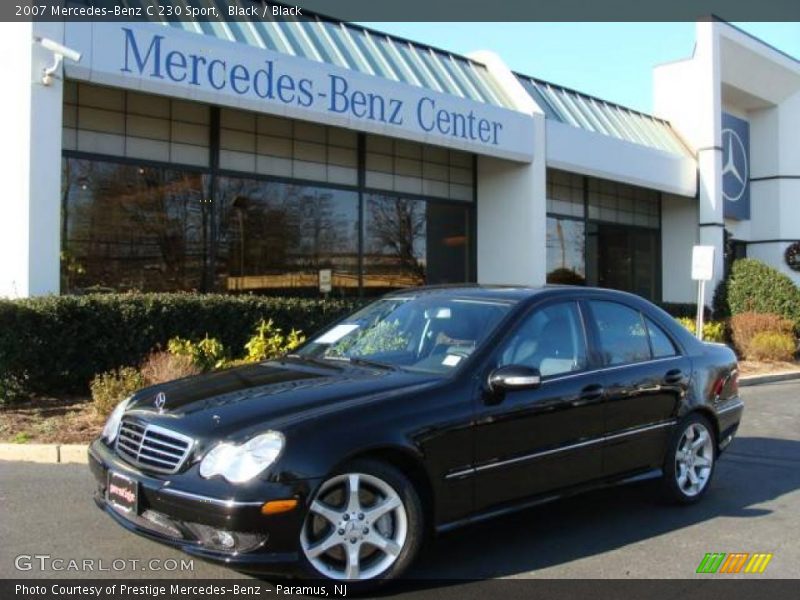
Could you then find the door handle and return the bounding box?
[664,369,684,385]
[579,384,605,402]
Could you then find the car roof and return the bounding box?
[385,284,649,304]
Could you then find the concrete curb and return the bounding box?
[739,371,800,387]
[0,443,88,464]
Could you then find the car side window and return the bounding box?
[498,302,588,377]
[589,301,651,366]
[645,316,678,358]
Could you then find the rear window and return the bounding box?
[589,301,651,366]
[645,317,678,358]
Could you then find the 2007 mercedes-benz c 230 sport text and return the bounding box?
[89,286,743,586]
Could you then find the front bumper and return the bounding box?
[89,439,320,573]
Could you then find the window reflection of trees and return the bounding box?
[546,217,586,286]
[215,177,358,292]
[61,158,470,295]
[62,159,207,292]
[365,196,427,289]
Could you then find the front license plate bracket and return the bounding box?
[107,470,139,515]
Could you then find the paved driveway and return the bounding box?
[1,380,798,581]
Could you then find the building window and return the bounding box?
[363,195,471,293]
[586,223,659,301]
[365,135,474,202]
[63,81,211,167]
[60,158,210,293]
[61,82,478,296]
[546,217,586,285]
[587,177,659,228]
[218,108,359,186]
[214,176,359,294]
[545,169,661,300]
[546,169,584,218]
[62,157,472,295]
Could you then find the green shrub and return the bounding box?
[712,278,730,320]
[0,373,30,405]
[168,335,227,372]
[244,319,305,363]
[726,259,800,329]
[675,317,726,343]
[0,293,364,402]
[546,268,585,285]
[747,331,797,362]
[12,432,31,444]
[90,367,145,418]
[730,312,795,358]
[660,303,711,320]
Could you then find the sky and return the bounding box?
[357,22,800,114]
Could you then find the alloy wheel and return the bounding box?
[301,472,408,581]
[674,422,714,497]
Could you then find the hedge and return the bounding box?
[658,302,712,320]
[725,259,800,330]
[0,293,365,401]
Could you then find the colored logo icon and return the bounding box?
[696,552,773,574]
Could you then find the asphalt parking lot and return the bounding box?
[1,380,798,582]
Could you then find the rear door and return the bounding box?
[584,300,690,476]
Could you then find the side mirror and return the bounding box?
[488,365,542,392]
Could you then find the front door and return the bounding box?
[472,300,606,512]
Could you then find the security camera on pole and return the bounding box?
[691,245,715,341]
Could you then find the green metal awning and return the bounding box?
[517,74,693,157]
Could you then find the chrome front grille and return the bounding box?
[116,419,193,474]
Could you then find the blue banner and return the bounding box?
[721,112,750,220]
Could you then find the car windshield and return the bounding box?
[296,295,514,374]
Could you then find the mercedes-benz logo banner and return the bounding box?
[721,112,751,221]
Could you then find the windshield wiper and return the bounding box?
[349,357,399,370]
[325,356,398,371]
[284,354,344,370]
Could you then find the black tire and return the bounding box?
[299,458,424,590]
[661,413,717,504]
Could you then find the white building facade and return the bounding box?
[1,14,798,305]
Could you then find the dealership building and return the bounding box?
[2,11,799,305]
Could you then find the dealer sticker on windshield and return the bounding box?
[315,324,360,345]
[442,355,463,367]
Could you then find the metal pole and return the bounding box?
[695,280,706,341]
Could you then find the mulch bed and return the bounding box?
[0,397,101,444]
[739,360,800,378]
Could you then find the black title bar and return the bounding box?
[4,0,800,22]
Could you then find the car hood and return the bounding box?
[123,358,441,440]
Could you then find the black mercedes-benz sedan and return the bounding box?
[89,286,743,585]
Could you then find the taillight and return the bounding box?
[714,369,738,399]
[712,377,725,398]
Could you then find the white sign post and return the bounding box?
[319,269,332,295]
[691,246,715,341]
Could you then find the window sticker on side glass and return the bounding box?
[315,324,360,345]
[442,354,463,367]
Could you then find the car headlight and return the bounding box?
[102,398,130,444]
[199,431,284,484]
